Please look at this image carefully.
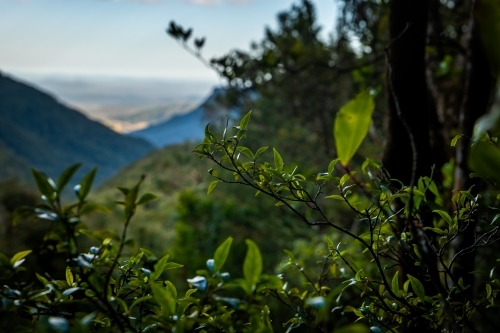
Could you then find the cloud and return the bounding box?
[186,0,250,7]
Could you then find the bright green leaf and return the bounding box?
[240,110,252,130]
[10,250,31,265]
[243,239,263,292]
[273,148,284,172]
[66,267,74,286]
[391,271,399,295]
[334,92,375,166]
[325,194,344,200]
[432,210,453,225]
[451,134,463,147]
[207,180,220,195]
[214,237,233,272]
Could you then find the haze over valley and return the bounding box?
[12,72,216,133]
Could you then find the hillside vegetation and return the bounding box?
[0,73,154,185]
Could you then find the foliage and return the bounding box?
[193,110,500,332]
[0,164,368,333]
[4,104,500,332]
[0,74,154,185]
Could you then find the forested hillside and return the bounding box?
[0,73,155,185]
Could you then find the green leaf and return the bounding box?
[124,176,144,217]
[328,158,340,174]
[432,210,453,226]
[31,169,56,200]
[152,284,175,317]
[334,92,375,166]
[334,323,370,333]
[78,167,97,201]
[204,123,215,142]
[164,262,183,270]
[243,239,263,292]
[80,203,111,216]
[66,267,74,286]
[207,180,220,195]
[451,134,463,147]
[10,250,31,265]
[36,273,50,286]
[255,146,268,158]
[129,295,153,312]
[214,237,233,272]
[237,146,254,159]
[423,227,446,235]
[412,244,422,260]
[391,271,399,295]
[151,255,169,281]
[325,194,344,200]
[407,274,425,302]
[165,280,177,300]
[469,140,500,185]
[140,248,156,260]
[57,163,82,193]
[137,193,158,206]
[340,171,356,187]
[273,148,284,172]
[240,110,252,130]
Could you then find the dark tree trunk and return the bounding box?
[383,0,433,185]
[452,13,496,293]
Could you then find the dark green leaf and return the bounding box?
[78,167,97,201]
[151,254,169,281]
[80,203,111,216]
[140,248,156,260]
[335,324,370,333]
[407,274,425,302]
[152,284,175,317]
[57,163,82,193]
[31,169,56,200]
[137,193,158,206]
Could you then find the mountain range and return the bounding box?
[128,88,231,147]
[0,73,155,185]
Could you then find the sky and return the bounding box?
[0,0,337,129]
[0,0,337,82]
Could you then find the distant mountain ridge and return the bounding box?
[128,88,231,147]
[0,73,155,185]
